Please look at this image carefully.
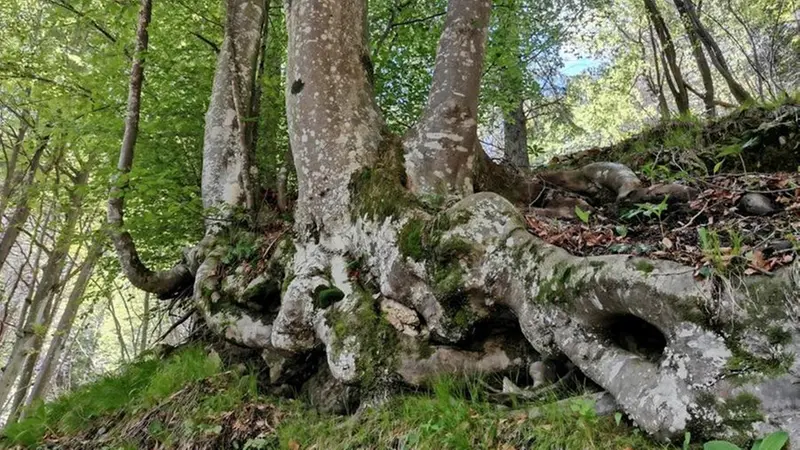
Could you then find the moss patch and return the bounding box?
[326,285,400,391]
[634,260,655,275]
[350,133,416,221]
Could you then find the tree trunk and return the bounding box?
[106,0,191,298]
[0,138,47,274]
[0,170,87,409]
[138,292,150,355]
[25,238,102,407]
[503,100,529,168]
[673,0,716,116]
[113,0,800,444]
[403,0,492,198]
[201,0,266,227]
[285,0,382,237]
[678,0,752,103]
[642,0,690,114]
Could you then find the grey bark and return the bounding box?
[138,292,150,355]
[285,0,383,237]
[677,0,752,103]
[0,170,87,409]
[107,0,193,297]
[403,0,492,198]
[643,0,690,114]
[201,0,266,228]
[0,138,47,274]
[673,0,716,116]
[25,238,102,407]
[502,100,529,168]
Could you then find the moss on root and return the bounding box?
[326,284,400,391]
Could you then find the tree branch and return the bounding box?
[107,0,193,298]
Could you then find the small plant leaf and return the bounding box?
[683,432,691,450]
[757,431,789,450]
[574,206,591,224]
[704,440,743,450]
[614,412,622,426]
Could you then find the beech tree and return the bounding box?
[92,0,799,443]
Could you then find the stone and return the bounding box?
[380,298,421,336]
[738,193,777,216]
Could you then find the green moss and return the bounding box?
[350,134,416,221]
[765,326,792,346]
[281,272,295,295]
[314,286,345,309]
[325,285,399,391]
[634,260,655,275]
[417,340,435,359]
[535,262,586,306]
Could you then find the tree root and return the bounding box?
[192,190,800,443]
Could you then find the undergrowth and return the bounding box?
[0,346,775,450]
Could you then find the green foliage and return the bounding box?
[575,205,592,224]
[2,345,223,446]
[704,431,789,450]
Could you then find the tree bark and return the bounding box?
[0,137,47,274]
[642,0,690,114]
[672,0,716,117]
[107,0,192,297]
[201,0,266,228]
[677,0,752,103]
[503,100,530,168]
[25,238,102,407]
[138,292,150,355]
[285,0,383,237]
[0,170,87,409]
[403,0,492,198]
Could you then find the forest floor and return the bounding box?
[527,99,799,280]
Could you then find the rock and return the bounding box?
[528,360,558,388]
[303,364,360,414]
[738,193,777,216]
[380,298,421,336]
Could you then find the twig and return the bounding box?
[155,308,196,344]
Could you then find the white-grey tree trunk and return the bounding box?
[403,0,492,198]
[25,238,102,407]
[201,0,267,229]
[285,0,383,237]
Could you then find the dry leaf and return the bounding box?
[288,440,301,450]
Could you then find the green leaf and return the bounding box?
[756,431,789,450]
[704,440,743,450]
[574,205,591,224]
[683,432,691,450]
[614,412,622,426]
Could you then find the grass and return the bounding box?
[276,376,672,450]
[0,346,722,450]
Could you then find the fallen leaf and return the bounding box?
[661,237,673,249]
[288,440,301,450]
